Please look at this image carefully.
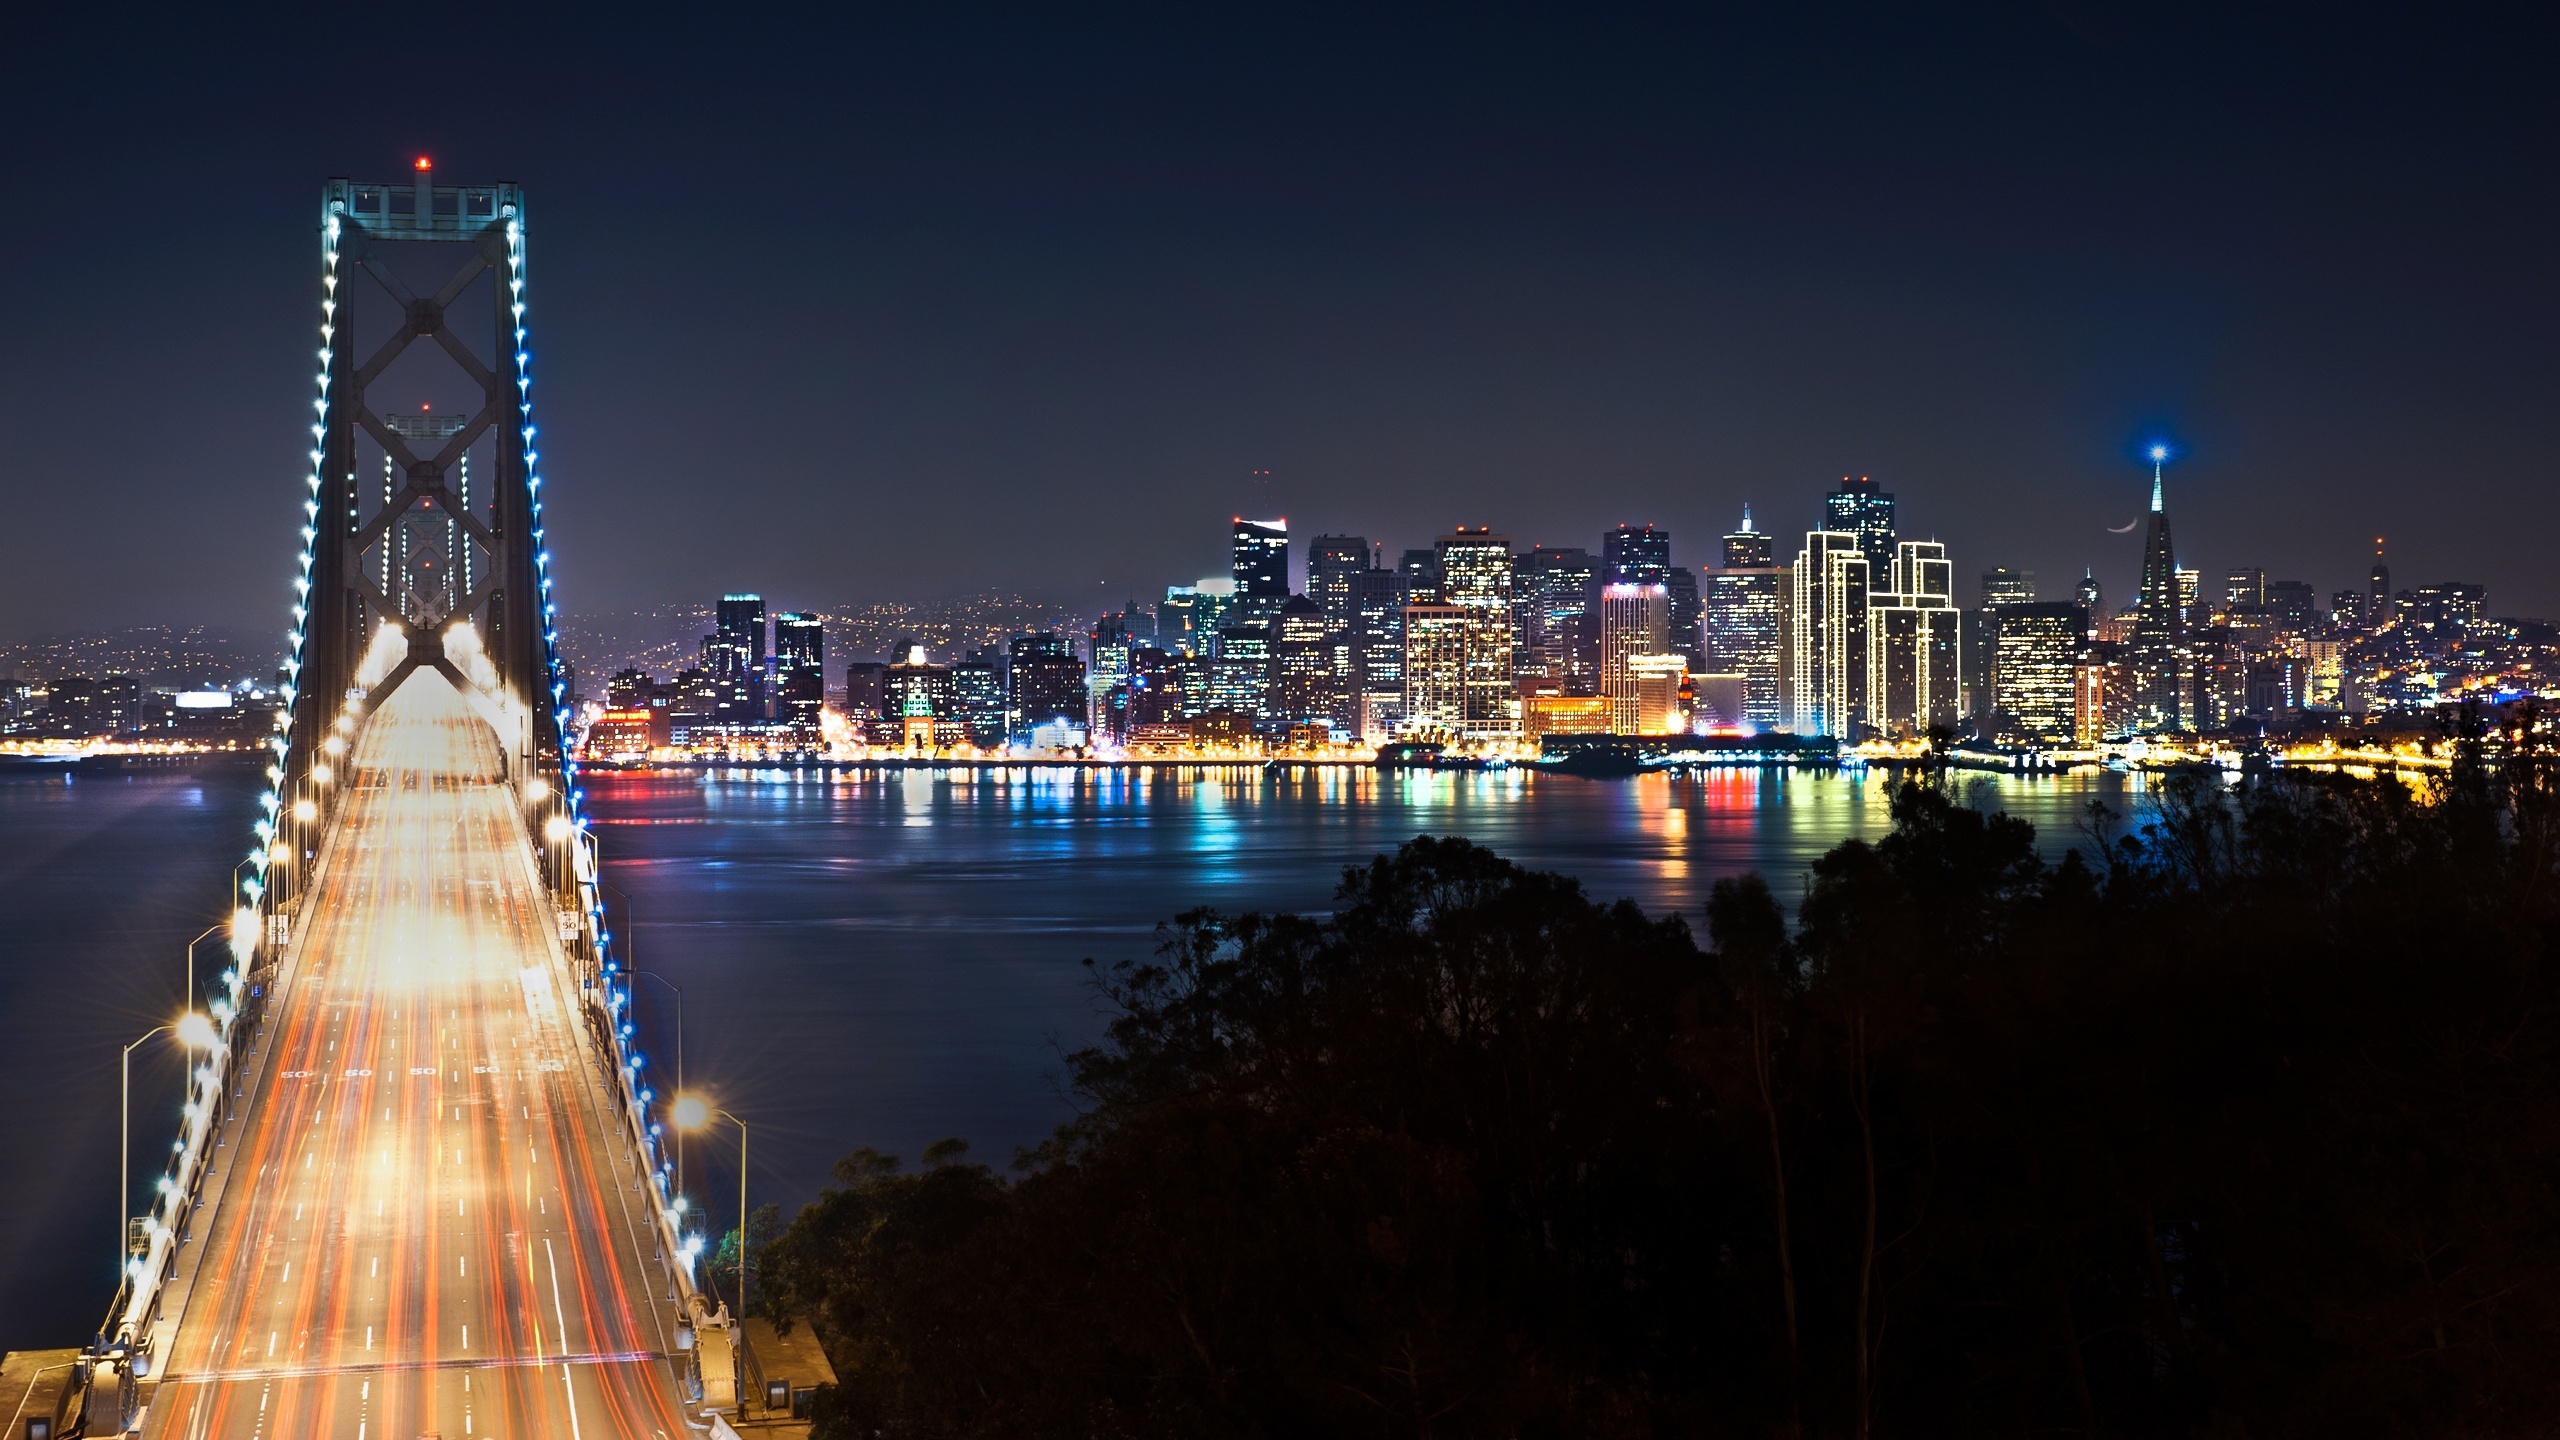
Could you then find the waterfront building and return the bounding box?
[1629,652,1688,735]
[885,647,956,749]
[1436,529,1519,738]
[1006,633,1086,743]
[775,611,824,730]
[1306,535,1371,624]
[1705,507,1785,727]
[953,658,1005,746]
[1347,567,1407,703]
[1869,541,1962,738]
[1209,624,1272,720]
[1522,692,1611,740]
[1824,476,1898,576]
[1516,546,1598,689]
[1599,582,1670,735]
[1992,603,2086,742]
[1266,595,1350,733]
[1790,531,1870,737]
[1402,603,1471,736]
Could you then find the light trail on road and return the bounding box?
[145,675,691,1439]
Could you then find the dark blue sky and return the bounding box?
[2,3,2552,637]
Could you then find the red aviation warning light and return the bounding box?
[414,155,433,172]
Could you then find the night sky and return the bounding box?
[2,4,2553,640]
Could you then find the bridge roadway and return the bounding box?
[144,674,693,1439]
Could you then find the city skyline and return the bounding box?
[3,8,2556,639]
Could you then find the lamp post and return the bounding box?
[120,1015,219,1280]
[672,1097,747,1321]
[630,968,683,1196]
[183,924,222,1015]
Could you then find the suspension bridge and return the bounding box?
[39,167,729,1439]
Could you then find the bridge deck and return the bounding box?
[146,674,691,1439]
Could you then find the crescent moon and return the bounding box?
[2107,519,2141,533]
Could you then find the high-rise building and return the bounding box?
[1434,530,1518,738]
[1089,610,1133,681]
[1992,603,2086,742]
[774,611,824,730]
[2264,580,2319,635]
[1723,508,1776,568]
[1706,508,1786,728]
[1602,524,1671,587]
[2370,538,2393,627]
[952,658,1005,746]
[1402,604,1472,737]
[1629,653,1688,735]
[1347,568,1407,699]
[1790,532,1870,737]
[1266,595,1351,732]
[1600,583,1670,734]
[1209,624,1272,721]
[1516,546,1598,689]
[1971,569,2035,719]
[2074,571,2103,627]
[1397,547,1444,600]
[1869,541,1962,738]
[1823,476,1897,576]
[1665,567,1703,668]
[2130,449,2185,729]
[2223,567,2267,615]
[1232,518,1290,600]
[1006,633,1086,743]
[1306,536,1370,624]
[885,647,956,748]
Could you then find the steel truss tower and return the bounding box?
[282,167,561,856]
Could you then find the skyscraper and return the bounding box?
[1602,524,1671,588]
[774,611,824,730]
[1516,546,1598,689]
[1434,529,1518,738]
[1305,535,1370,624]
[1823,476,1897,577]
[1665,567,1703,668]
[1971,568,2034,719]
[1599,583,1670,734]
[2074,571,2103,626]
[1266,595,1350,732]
[1006,633,1087,743]
[1993,603,2087,742]
[1705,506,1785,727]
[1397,547,1444,600]
[1790,532,1870,737]
[1347,568,1408,734]
[2130,447,2185,729]
[1231,518,1289,624]
[1868,541,1961,738]
[2370,537,2393,627]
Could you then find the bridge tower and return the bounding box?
[277,163,568,899]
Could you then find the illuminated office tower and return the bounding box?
[1599,583,1670,734]
[1209,624,1272,720]
[1006,633,1086,742]
[1306,535,1370,624]
[1666,567,1703,667]
[1602,524,1671,586]
[1398,547,1443,600]
[1436,529,1518,738]
[1868,541,1962,737]
[1823,475,1898,576]
[1706,506,1786,727]
[2074,571,2103,633]
[1266,595,1351,732]
[1789,532,1870,737]
[1629,653,1688,735]
[1348,568,1406,693]
[2175,568,2201,626]
[775,611,824,729]
[1516,546,1598,689]
[2129,447,2186,729]
[1993,603,2085,741]
[1402,603,1472,736]
[2223,567,2266,616]
[1231,518,1290,625]
[1971,568,2035,717]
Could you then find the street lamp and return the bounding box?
[183,924,225,1015]
[672,1096,747,1321]
[121,1016,219,1277]
[629,968,684,1195]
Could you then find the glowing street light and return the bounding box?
[121,1015,220,1276]
[673,1097,749,1321]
